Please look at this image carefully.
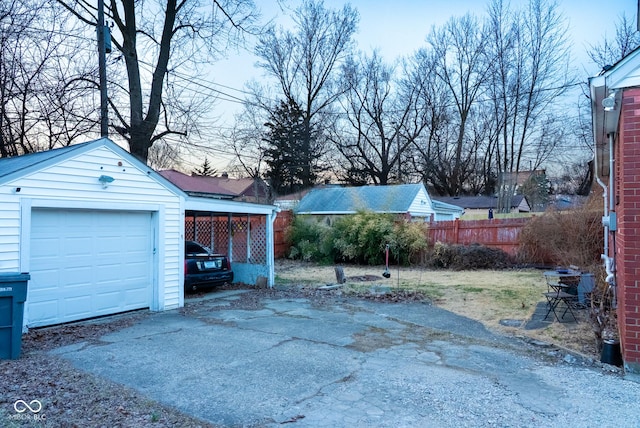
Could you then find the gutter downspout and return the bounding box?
[606,132,617,307]
[594,145,609,277]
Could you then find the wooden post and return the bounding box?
[334,266,346,284]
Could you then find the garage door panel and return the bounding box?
[65,295,93,317]
[28,300,58,325]
[63,266,94,281]
[94,291,121,311]
[28,209,153,327]
[124,263,150,277]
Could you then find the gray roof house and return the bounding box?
[295,183,463,221]
[431,195,531,215]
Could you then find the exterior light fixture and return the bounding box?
[98,175,115,188]
[602,92,616,111]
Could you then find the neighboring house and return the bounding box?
[590,45,640,378]
[159,169,269,203]
[498,169,546,188]
[548,194,588,211]
[0,138,278,329]
[273,188,313,211]
[295,183,463,222]
[212,173,270,203]
[431,195,531,217]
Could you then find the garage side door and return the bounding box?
[28,209,153,327]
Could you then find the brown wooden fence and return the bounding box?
[273,211,530,258]
[427,217,529,256]
[274,209,294,258]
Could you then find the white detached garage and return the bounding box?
[0,138,185,328]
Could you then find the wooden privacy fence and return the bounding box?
[274,209,294,258]
[272,211,530,258]
[427,217,529,256]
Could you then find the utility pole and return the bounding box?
[97,0,108,137]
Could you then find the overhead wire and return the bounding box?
[10,18,593,118]
[6,15,597,176]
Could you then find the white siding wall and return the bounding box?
[433,212,455,221]
[0,145,183,310]
[407,187,435,218]
[0,198,21,271]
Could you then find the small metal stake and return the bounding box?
[383,244,391,278]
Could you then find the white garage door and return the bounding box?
[27,209,154,327]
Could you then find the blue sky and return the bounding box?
[211,0,636,112]
[313,0,635,73]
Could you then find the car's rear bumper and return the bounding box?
[185,271,234,290]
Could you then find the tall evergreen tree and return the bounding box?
[263,99,318,196]
[192,158,216,176]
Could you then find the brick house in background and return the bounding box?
[590,46,640,379]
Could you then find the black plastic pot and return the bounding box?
[601,339,623,367]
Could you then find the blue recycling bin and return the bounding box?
[0,273,30,359]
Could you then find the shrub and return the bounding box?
[387,220,430,265]
[518,194,603,269]
[430,242,457,268]
[287,212,429,265]
[286,216,334,263]
[428,242,511,270]
[332,212,395,264]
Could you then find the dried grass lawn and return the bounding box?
[275,261,598,358]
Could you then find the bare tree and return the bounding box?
[58,0,259,163]
[0,0,96,158]
[147,140,181,170]
[333,51,426,185]
[421,13,491,196]
[253,0,358,189]
[227,102,268,180]
[588,13,640,70]
[485,0,571,211]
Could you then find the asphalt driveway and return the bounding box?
[52,290,640,427]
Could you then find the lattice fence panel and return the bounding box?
[250,217,267,264]
[186,215,268,264]
[185,218,195,241]
[195,218,213,249]
[231,218,249,263]
[211,217,230,254]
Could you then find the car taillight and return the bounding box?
[226,259,231,270]
[184,260,187,276]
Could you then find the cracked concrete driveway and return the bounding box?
[52,290,640,427]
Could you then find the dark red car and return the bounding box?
[184,241,233,292]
